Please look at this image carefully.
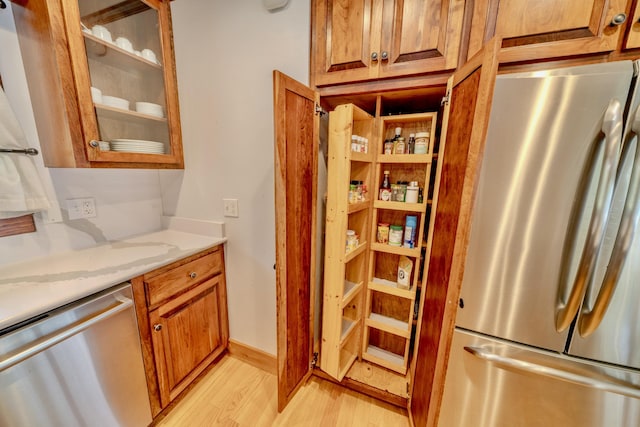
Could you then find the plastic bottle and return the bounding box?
[403,215,417,248]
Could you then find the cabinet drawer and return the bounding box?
[145,250,223,308]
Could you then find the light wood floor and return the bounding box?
[155,355,409,427]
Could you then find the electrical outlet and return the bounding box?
[66,197,97,219]
[223,199,239,218]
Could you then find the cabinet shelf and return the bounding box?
[84,33,162,73]
[369,277,416,300]
[345,242,367,263]
[362,345,405,374]
[342,280,363,308]
[369,243,420,257]
[373,200,427,212]
[350,151,374,162]
[95,104,167,124]
[366,313,410,338]
[340,318,358,346]
[377,154,433,164]
[348,200,371,214]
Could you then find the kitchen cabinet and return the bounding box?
[466,0,630,64]
[132,246,228,415]
[275,69,447,412]
[623,1,640,50]
[10,0,183,168]
[310,0,466,88]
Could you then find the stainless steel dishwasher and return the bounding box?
[0,283,152,427]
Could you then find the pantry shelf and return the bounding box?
[366,313,410,338]
[377,153,433,164]
[348,200,371,214]
[344,242,367,263]
[369,243,420,257]
[342,280,363,308]
[373,200,427,212]
[369,277,416,299]
[340,318,358,346]
[362,345,406,374]
[350,151,374,163]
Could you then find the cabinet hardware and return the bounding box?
[153,324,162,332]
[315,104,327,116]
[0,147,38,156]
[89,140,99,148]
[0,1,5,9]
[311,351,318,368]
[371,51,379,61]
[611,13,627,26]
[441,91,450,106]
[189,272,197,279]
[380,51,388,61]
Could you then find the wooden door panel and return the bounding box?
[624,1,640,49]
[467,0,628,63]
[161,287,220,389]
[380,0,465,77]
[312,0,379,86]
[274,71,318,411]
[409,38,501,427]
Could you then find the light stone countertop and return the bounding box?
[0,229,226,331]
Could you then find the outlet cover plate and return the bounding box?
[66,197,96,219]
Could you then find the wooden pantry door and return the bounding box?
[408,38,500,426]
[273,70,319,412]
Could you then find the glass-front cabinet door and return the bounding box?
[63,0,183,167]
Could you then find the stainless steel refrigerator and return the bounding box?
[438,60,640,426]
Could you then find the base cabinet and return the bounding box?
[132,246,229,416]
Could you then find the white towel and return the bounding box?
[0,87,50,218]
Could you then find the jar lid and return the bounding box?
[415,132,429,138]
[378,222,390,227]
[346,230,356,235]
[390,225,403,230]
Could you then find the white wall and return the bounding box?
[0,3,164,267]
[165,0,311,355]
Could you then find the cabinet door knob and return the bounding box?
[611,13,627,26]
[89,140,99,148]
[381,51,388,61]
[153,324,162,332]
[189,271,197,279]
[371,52,378,61]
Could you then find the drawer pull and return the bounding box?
[153,324,162,332]
[189,272,197,279]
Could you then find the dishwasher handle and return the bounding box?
[0,296,133,372]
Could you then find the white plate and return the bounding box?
[111,147,164,154]
[111,139,164,147]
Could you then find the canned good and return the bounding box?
[349,182,358,203]
[377,223,390,243]
[389,225,403,246]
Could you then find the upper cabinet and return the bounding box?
[11,0,183,168]
[310,0,466,88]
[467,0,630,63]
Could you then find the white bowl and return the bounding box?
[91,25,112,43]
[135,102,164,118]
[115,37,134,53]
[102,95,130,110]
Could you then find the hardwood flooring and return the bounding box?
[155,355,409,426]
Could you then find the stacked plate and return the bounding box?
[110,139,165,154]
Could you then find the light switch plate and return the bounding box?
[223,199,239,218]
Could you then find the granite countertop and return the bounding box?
[0,229,226,331]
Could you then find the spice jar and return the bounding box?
[377,223,390,243]
[414,132,429,154]
[405,181,419,203]
[389,225,403,246]
[346,230,358,252]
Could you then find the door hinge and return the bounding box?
[441,90,450,107]
[311,352,319,369]
[315,104,327,116]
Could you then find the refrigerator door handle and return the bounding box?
[555,99,623,332]
[464,346,640,399]
[578,106,640,337]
